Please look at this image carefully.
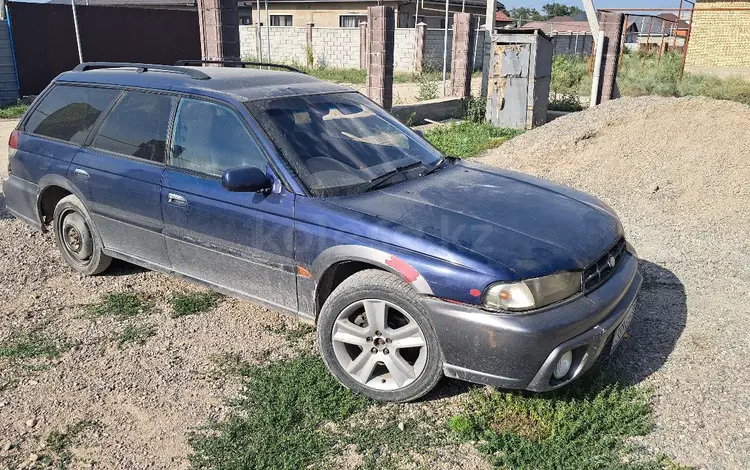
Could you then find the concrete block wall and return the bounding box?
[239,25,485,72]
[394,28,417,72]
[685,1,750,73]
[312,28,361,68]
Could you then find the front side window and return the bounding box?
[270,14,293,26]
[170,99,268,177]
[247,92,443,196]
[91,91,177,162]
[25,85,119,144]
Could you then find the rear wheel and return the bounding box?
[318,269,443,402]
[53,195,111,275]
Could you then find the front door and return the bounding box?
[71,90,177,267]
[161,97,297,313]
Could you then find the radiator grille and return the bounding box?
[582,238,627,293]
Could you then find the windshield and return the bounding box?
[246,93,443,196]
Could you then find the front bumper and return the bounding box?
[424,251,642,392]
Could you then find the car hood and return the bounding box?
[324,161,622,279]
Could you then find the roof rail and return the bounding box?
[73,62,211,80]
[174,59,306,74]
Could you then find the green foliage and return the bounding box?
[416,70,440,102]
[551,54,592,97]
[0,103,28,119]
[679,73,750,105]
[188,354,370,470]
[549,95,584,112]
[305,44,314,67]
[44,420,101,467]
[509,7,543,22]
[617,51,684,97]
[463,95,486,123]
[550,51,750,107]
[542,3,583,19]
[88,292,151,319]
[116,323,155,347]
[424,122,522,158]
[449,376,659,469]
[0,329,64,360]
[171,291,224,318]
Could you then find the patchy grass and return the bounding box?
[116,323,156,347]
[42,420,101,467]
[0,328,65,360]
[552,51,750,106]
[551,54,592,98]
[189,354,370,470]
[448,375,660,469]
[88,292,152,319]
[263,322,315,342]
[0,103,28,119]
[424,122,523,158]
[171,291,224,318]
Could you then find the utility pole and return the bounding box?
[485,0,495,31]
[72,0,84,63]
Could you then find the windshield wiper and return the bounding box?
[366,161,424,192]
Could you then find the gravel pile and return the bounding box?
[479,96,750,468]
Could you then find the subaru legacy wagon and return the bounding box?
[3,62,642,402]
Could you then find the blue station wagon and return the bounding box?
[3,62,642,402]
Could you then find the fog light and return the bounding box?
[553,351,573,380]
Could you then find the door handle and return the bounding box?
[168,193,188,207]
[73,168,89,180]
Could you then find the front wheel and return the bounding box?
[52,194,112,276]
[318,269,443,402]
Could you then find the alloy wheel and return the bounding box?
[331,299,427,391]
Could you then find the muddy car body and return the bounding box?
[3,62,641,402]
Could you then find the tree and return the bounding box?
[508,7,543,22]
[542,3,584,19]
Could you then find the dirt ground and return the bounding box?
[2,95,749,469]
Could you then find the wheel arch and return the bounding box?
[36,175,89,230]
[312,245,434,320]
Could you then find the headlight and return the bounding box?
[483,271,581,312]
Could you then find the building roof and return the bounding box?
[43,0,196,5]
[496,10,511,22]
[520,17,590,34]
[57,65,348,102]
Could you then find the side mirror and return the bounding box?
[221,166,273,193]
[413,129,425,138]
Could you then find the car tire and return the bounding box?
[318,269,443,403]
[52,194,112,276]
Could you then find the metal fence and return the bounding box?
[8,2,201,96]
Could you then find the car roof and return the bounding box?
[56,65,351,102]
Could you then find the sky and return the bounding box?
[503,0,683,10]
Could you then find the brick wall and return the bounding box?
[685,1,750,72]
[240,25,486,72]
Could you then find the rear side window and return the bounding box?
[170,98,267,176]
[91,91,177,163]
[24,85,119,144]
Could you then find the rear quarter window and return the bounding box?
[24,85,119,145]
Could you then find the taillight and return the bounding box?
[8,129,19,157]
[8,129,18,173]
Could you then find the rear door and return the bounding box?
[71,90,178,267]
[161,97,297,313]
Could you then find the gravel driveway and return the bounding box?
[1,95,748,469]
[479,96,750,469]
